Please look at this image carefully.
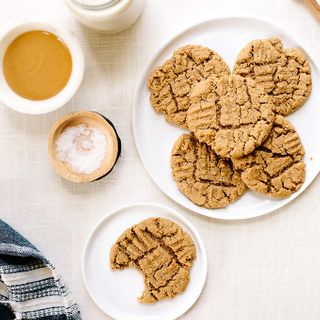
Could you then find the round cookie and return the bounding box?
[110,217,196,304]
[233,37,312,115]
[186,75,275,159]
[171,133,246,208]
[232,115,306,198]
[148,44,230,128]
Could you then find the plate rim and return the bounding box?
[132,15,320,220]
[81,202,208,320]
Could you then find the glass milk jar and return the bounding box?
[64,0,145,33]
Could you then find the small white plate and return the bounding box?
[132,17,320,220]
[82,203,207,320]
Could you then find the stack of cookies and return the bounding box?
[148,39,312,209]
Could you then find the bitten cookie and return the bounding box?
[148,44,230,128]
[233,37,312,115]
[171,133,246,208]
[110,217,196,304]
[232,115,306,198]
[187,75,275,159]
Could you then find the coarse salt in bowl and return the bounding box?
[48,111,121,183]
[56,124,108,175]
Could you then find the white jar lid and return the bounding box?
[71,0,120,9]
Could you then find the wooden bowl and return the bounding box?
[48,111,121,183]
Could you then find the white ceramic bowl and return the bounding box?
[0,22,85,114]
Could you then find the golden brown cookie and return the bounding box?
[232,115,305,198]
[171,133,246,208]
[110,217,196,303]
[148,44,230,128]
[233,37,312,115]
[186,75,275,159]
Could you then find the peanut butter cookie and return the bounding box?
[110,217,196,303]
[171,133,246,208]
[232,115,305,198]
[187,75,275,159]
[233,37,312,115]
[148,45,230,128]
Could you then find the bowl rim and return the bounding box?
[0,21,85,115]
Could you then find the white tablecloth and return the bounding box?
[1,0,320,319]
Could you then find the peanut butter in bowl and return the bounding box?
[0,22,84,114]
[3,30,72,101]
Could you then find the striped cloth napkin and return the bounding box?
[0,219,81,320]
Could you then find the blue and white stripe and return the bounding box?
[0,219,81,320]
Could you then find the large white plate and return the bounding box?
[82,203,207,320]
[132,17,320,220]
